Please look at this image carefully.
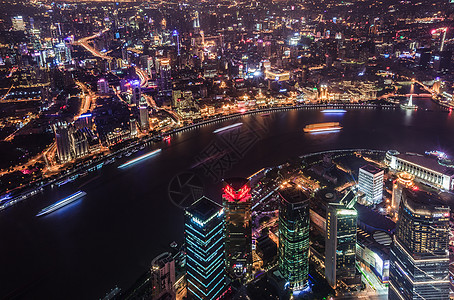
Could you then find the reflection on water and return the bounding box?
[2,104,454,299]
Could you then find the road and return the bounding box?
[74,30,149,88]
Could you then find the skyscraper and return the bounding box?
[223,177,252,280]
[159,58,172,93]
[138,105,149,131]
[185,196,226,300]
[325,202,357,288]
[358,165,384,205]
[150,252,175,299]
[278,182,310,291]
[97,78,109,94]
[53,121,72,163]
[130,80,141,105]
[388,189,450,300]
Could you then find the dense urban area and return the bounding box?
[1,0,454,299]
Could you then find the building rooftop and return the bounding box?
[396,152,454,176]
[223,177,249,191]
[279,182,310,204]
[186,196,222,221]
[360,164,383,175]
[402,189,449,211]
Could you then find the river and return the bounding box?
[1,97,454,299]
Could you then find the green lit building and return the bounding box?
[278,183,310,291]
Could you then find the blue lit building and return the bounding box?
[185,196,226,300]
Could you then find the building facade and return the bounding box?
[185,196,226,300]
[150,252,175,299]
[325,203,357,288]
[388,190,450,300]
[358,164,384,205]
[223,177,252,280]
[386,150,454,191]
[278,182,310,291]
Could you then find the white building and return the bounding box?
[386,150,454,191]
[97,78,109,94]
[358,165,384,205]
[12,16,26,31]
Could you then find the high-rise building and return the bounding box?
[223,177,252,280]
[185,196,226,300]
[12,16,26,31]
[71,129,89,159]
[433,51,452,73]
[278,182,310,291]
[391,172,414,213]
[130,80,141,105]
[159,58,172,93]
[97,78,109,94]
[53,122,72,164]
[358,165,384,205]
[138,105,149,131]
[388,190,450,300]
[325,202,357,288]
[150,252,176,299]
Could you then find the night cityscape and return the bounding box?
[1,0,454,299]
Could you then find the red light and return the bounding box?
[223,184,251,202]
[412,186,419,191]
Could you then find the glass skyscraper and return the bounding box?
[278,182,310,291]
[223,177,253,280]
[388,189,450,300]
[185,196,226,300]
[325,202,357,288]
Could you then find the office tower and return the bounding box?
[185,196,226,300]
[415,48,431,69]
[358,165,384,205]
[138,105,149,131]
[130,80,141,105]
[388,190,450,300]
[71,129,89,159]
[150,252,176,299]
[53,122,72,164]
[391,172,414,212]
[325,203,357,288]
[193,11,201,34]
[278,182,310,291]
[97,78,109,94]
[129,118,137,138]
[159,58,172,93]
[12,16,26,31]
[223,177,252,280]
[433,51,452,73]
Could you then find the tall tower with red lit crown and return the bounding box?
[222,177,252,280]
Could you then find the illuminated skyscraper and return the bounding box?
[358,165,384,205]
[278,182,310,291]
[130,80,141,105]
[138,105,149,131]
[150,252,175,299]
[97,78,109,94]
[223,177,252,280]
[159,58,172,93]
[325,202,357,288]
[185,196,226,300]
[53,121,72,164]
[388,190,450,300]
